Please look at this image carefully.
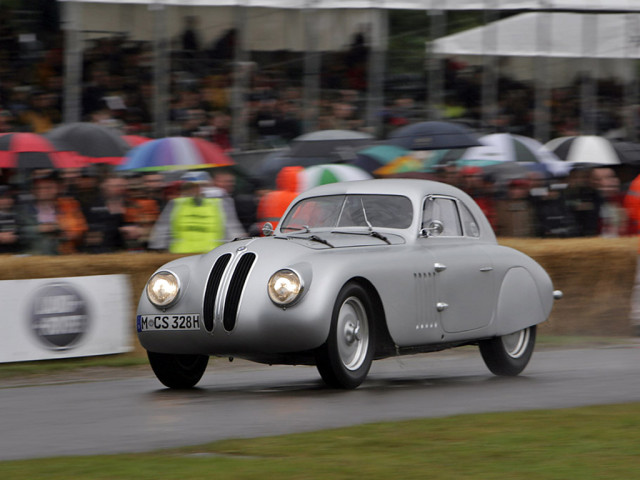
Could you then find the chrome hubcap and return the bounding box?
[337,296,369,371]
[501,328,530,359]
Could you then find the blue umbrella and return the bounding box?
[386,121,482,151]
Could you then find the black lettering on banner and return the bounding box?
[141,317,148,329]
[162,316,169,328]
[172,316,179,329]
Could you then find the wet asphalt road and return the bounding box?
[1,343,640,460]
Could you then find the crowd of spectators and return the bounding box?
[431,163,632,239]
[0,8,636,256]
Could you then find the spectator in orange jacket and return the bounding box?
[624,173,640,336]
[18,171,87,255]
[255,166,303,233]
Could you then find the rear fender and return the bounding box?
[495,267,547,335]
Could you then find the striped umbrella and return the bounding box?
[298,164,372,192]
[0,132,80,169]
[117,137,234,172]
[545,135,640,166]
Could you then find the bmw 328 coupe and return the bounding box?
[137,178,561,389]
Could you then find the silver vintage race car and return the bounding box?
[137,178,561,389]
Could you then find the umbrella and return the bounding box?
[0,132,80,169]
[46,122,131,165]
[545,135,640,166]
[352,144,409,173]
[298,164,372,192]
[385,121,483,151]
[288,129,375,161]
[117,137,234,172]
[460,133,571,177]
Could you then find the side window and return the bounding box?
[422,197,462,236]
[459,202,481,238]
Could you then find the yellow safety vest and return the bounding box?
[169,196,225,253]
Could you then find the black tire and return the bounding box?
[147,351,209,389]
[479,325,537,376]
[316,282,375,389]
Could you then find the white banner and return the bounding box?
[0,275,132,363]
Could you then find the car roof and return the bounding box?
[297,178,459,197]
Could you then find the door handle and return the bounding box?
[436,302,448,312]
[480,266,493,272]
[434,263,447,272]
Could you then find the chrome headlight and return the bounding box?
[146,271,180,307]
[268,269,303,306]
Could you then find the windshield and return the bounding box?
[280,194,413,231]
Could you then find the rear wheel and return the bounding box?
[479,326,536,376]
[147,351,209,389]
[316,283,375,389]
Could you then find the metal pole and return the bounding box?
[62,0,82,124]
[151,2,169,138]
[580,13,598,135]
[427,8,446,121]
[302,1,320,134]
[625,14,639,142]
[482,1,498,132]
[231,4,249,149]
[365,7,387,136]
[534,6,551,142]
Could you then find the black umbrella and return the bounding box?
[288,129,375,160]
[386,121,483,151]
[45,122,131,165]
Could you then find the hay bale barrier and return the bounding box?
[1,237,636,356]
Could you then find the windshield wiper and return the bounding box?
[330,229,391,245]
[369,230,391,244]
[281,225,310,233]
[308,234,334,248]
[359,198,391,244]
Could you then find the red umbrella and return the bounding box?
[123,135,152,147]
[0,132,81,169]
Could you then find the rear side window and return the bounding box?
[459,202,481,238]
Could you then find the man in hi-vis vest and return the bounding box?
[148,175,225,253]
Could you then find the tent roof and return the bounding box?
[432,12,640,59]
[58,0,640,12]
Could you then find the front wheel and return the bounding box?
[147,351,209,389]
[479,326,536,376]
[316,283,375,389]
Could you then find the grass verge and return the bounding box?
[1,402,639,479]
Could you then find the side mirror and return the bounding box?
[420,220,444,237]
[262,222,274,237]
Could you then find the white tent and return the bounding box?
[431,12,640,87]
[433,12,640,59]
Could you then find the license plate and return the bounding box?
[137,314,201,332]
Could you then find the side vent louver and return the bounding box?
[223,253,256,332]
[203,254,231,332]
